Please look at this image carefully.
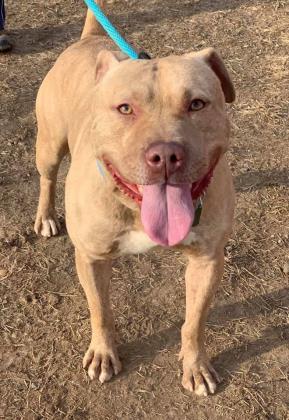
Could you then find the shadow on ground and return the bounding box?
[10,23,81,55]
[119,287,289,383]
[110,0,268,26]
[9,0,268,55]
[235,168,289,192]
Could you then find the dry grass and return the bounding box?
[0,0,289,419]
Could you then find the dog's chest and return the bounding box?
[117,230,156,255]
[116,229,198,255]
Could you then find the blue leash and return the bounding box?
[83,0,150,60]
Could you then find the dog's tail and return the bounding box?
[81,1,107,39]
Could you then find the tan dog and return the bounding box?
[34,2,235,396]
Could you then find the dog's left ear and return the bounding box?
[190,48,235,103]
[95,50,121,83]
[95,50,129,83]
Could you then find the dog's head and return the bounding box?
[91,48,235,246]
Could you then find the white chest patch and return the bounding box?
[181,231,198,245]
[118,230,157,255]
[118,229,198,255]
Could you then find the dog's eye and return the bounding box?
[117,104,133,115]
[189,99,206,112]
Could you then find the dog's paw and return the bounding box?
[180,351,221,396]
[83,341,122,383]
[34,212,60,237]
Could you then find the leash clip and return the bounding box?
[138,51,151,60]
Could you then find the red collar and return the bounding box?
[191,166,215,200]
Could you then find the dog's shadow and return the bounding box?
[118,287,289,387]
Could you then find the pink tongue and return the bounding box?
[141,184,194,246]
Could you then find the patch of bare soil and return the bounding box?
[0,0,288,419]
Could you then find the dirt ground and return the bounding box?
[0,0,289,419]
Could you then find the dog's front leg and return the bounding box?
[75,250,122,383]
[180,250,223,396]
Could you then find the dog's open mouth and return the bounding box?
[105,162,143,205]
[104,161,213,247]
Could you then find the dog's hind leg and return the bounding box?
[81,1,107,39]
[34,119,68,237]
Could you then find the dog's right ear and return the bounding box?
[186,48,235,103]
[95,50,120,83]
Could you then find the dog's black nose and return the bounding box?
[145,142,185,178]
